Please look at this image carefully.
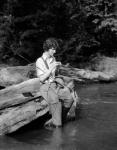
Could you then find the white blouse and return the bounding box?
[36,53,56,83]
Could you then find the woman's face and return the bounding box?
[48,47,56,57]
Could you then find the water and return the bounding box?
[1,83,117,150]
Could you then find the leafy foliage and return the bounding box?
[0,0,116,66]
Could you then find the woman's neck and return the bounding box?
[43,52,49,58]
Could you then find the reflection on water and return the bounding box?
[1,83,117,150]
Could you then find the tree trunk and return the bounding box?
[0,78,49,135]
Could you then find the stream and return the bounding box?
[0,82,117,150]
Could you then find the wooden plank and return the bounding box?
[0,99,49,135]
[0,92,42,110]
[0,78,42,109]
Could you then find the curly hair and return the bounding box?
[43,38,59,51]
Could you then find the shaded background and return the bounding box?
[0,0,117,67]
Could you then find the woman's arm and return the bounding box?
[36,60,61,82]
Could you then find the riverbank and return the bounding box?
[61,56,117,83]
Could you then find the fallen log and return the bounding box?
[0,63,116,87]
[0,78,49,135]
[0,62,115,135]
[0,64,35,87]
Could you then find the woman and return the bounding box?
[36,38,79,127]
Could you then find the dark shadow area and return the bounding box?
[0,86,5,90]
[8,112,51,136]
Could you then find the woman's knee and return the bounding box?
[67,80,75,91]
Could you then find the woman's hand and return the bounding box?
[50,62,61,72]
